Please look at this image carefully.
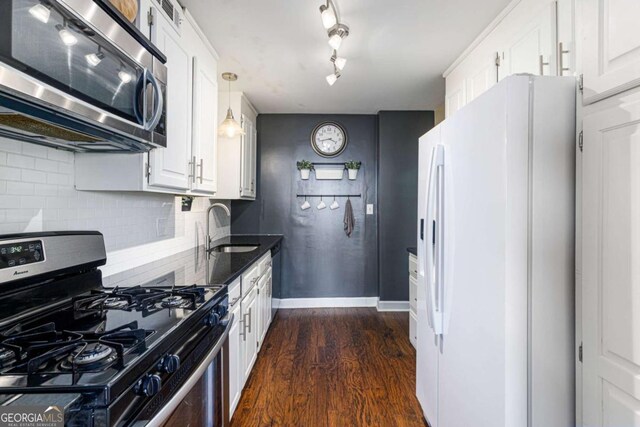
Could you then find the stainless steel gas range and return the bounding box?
[0,231,231,426]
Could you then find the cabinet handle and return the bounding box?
[266,261,272,267]
[558,42,570,76]
[230,296,240,306]
[198,158,204,184]
[538,55,549,76]
[188,156,196,183]
[240,315,247,341]
[247,308,252,333]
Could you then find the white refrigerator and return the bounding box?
[416,75,576,427]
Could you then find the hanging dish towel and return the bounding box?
[343,199,355,237]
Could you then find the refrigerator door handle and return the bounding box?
[436,151,446,335]
[426,145,444,334]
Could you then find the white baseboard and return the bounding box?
[274,297,410,310]
[376,300,410,312]
[276,297,378,309]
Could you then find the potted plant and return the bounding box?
[345,161,361,180]
[297,160,314,180]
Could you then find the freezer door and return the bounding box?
[416,125,442,427]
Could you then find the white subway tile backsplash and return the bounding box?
[0,139,231,276]
[8,153,35,169]
[35,158,59,173]
[0,166,21,181]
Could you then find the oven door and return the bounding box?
[144,314,232,427]
[0,0,166,150]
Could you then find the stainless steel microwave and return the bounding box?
[0,0,167,152]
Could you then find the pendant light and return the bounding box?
[218,72,245,138]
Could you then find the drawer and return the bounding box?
[258,252,272,277]
[409,254,418,278]
[409,275,417,313]
[241,264,260,297]
[409,311,417,349]
[228,277,241,307]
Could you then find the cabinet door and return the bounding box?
[445,83,465,118]
[228,303,242,418]
[501,2,557,77]
[239,115,254,198]
[191,55,218,194]
[148,6,191,190]
[266,270,273,327]
[582,90,640,426]
[582,0,640,104]
[465,53,498,104]
[256,275,268,350]
[241,287,258,383]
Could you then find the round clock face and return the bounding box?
[311,122,347,157]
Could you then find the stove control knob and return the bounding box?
[135,374,162,397]
[205,311,220,327]
[158,354,180,373]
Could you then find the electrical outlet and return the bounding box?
[366,204,374,215]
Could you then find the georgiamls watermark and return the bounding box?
[0,406,64,427]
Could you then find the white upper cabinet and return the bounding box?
[184,11,219,195]
[581,0,640,104]
[217,92,258,200]
[444,0,570,117]
[148,4,191,191]
[500,3,557,78]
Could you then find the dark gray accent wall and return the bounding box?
[377,111,435,301]
[231,114,379,299]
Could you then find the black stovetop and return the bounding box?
[0,274,225,392]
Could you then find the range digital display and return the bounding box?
[0,240,44,270]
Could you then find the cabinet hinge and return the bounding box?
[579,342,583,363]
[578,74,584,92]
[578,131,584,152]
[495,52,501,67]
[145,162,151,178]
[147,8,154,26]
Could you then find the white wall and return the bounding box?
[0,137,230,276]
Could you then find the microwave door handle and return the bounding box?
[134,71,146,126]
[145,72,164,131]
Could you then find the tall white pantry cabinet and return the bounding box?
[580,0,640,425]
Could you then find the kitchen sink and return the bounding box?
[210,244,260,253]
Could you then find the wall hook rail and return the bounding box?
[296,194,361,198]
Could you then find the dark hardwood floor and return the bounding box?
[230,308,427,427]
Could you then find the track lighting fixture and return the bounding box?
[331,50,347,71]
[326,66,341,86]
[319,3,337,29]
[319,1,349,85]
[327,24,349,50]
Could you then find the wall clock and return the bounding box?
[310,122,348,157]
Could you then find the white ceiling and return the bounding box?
[179,0,511,114]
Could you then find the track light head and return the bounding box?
[327,23,349,50]
[319,4,337,29]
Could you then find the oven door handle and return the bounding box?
[145,72,164,131]
[145,313,234,427]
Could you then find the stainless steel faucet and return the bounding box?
[206,203,231,251]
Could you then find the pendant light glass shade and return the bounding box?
[218,108,245,138]
[219,72,245,138]
[320,5,337,29]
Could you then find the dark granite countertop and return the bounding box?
[407,247,417,256]
[103,235,283,289]
[206,235,283,285]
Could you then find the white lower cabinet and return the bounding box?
[228,300,242,417]
[229,252,273,420]
[241,285,258,384]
